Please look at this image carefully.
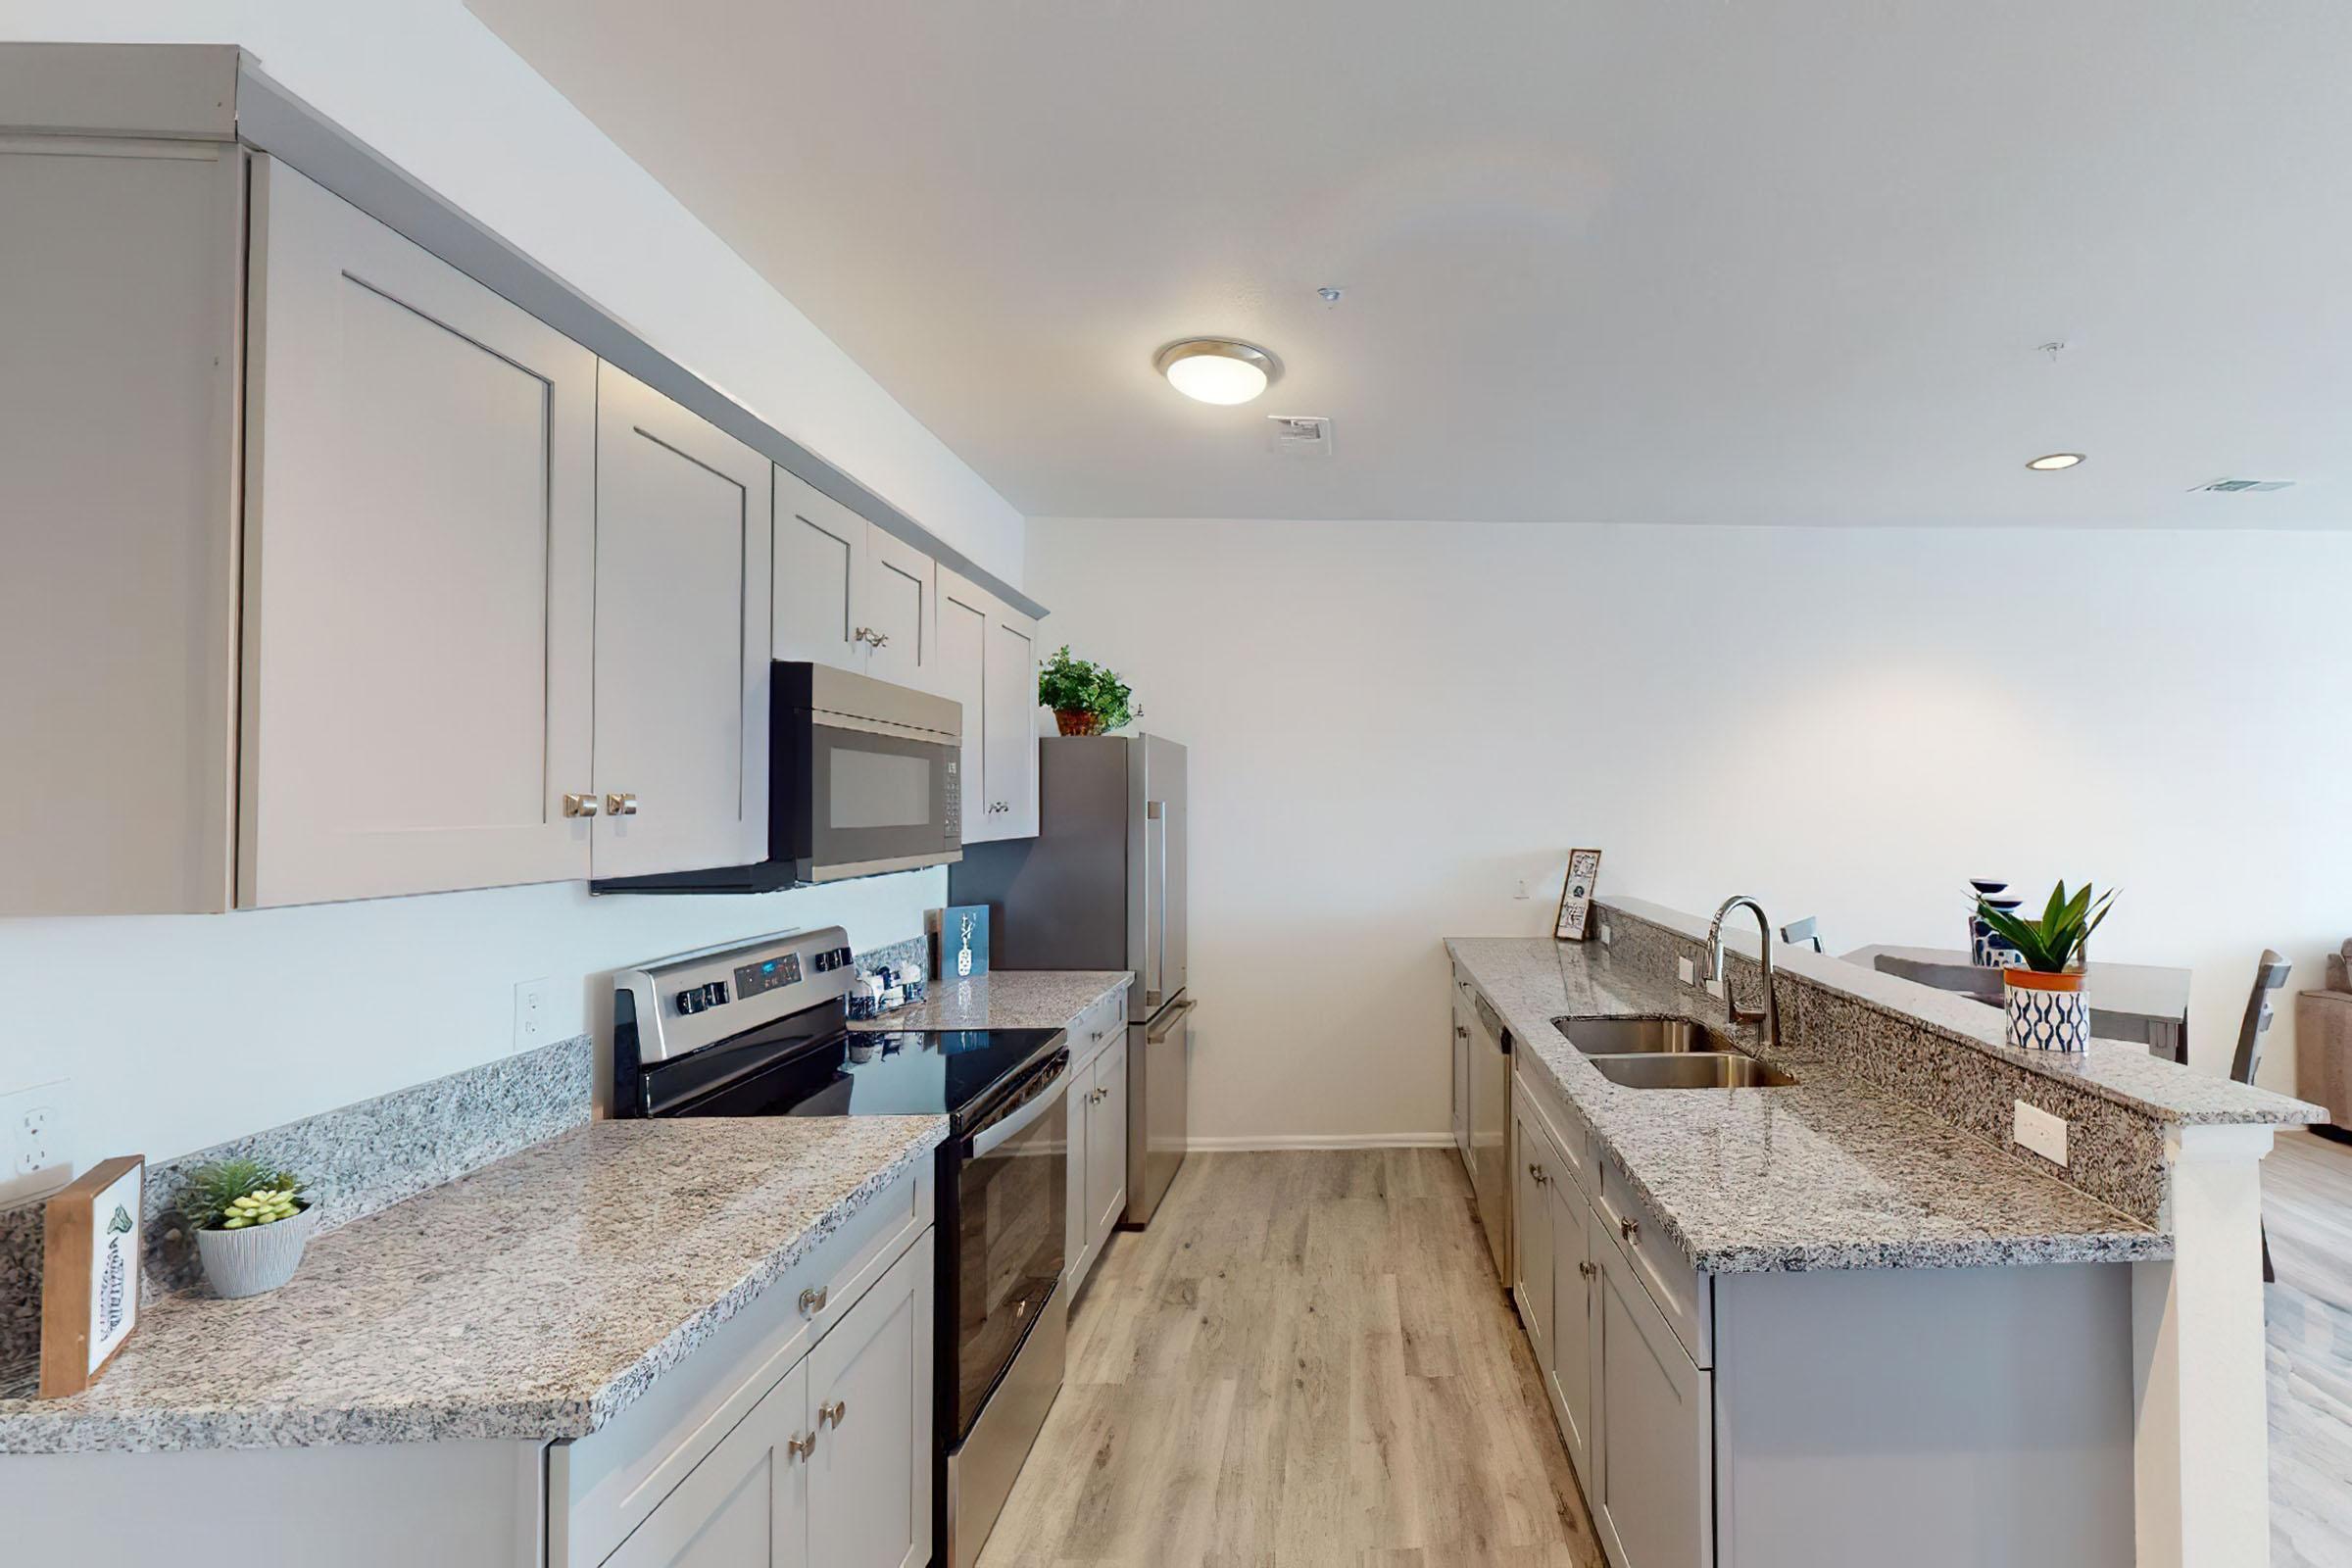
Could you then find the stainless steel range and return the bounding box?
[612,926,1068,1568]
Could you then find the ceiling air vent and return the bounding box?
[1267,415,1333,457]
[2192,477,2294,493]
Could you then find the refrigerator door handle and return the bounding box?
[1146,799,1166,1008]
[1146,997,1198,1043]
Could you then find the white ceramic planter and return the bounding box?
[195,1204,318,1298]
[2004,971,2089,1054]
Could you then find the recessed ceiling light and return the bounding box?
[1154,339,1280,405]
[2026,453,2085,470]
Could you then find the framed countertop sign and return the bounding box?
[930,904,990,981]
[1555,849,1603,942]
[40,1154,144,1397]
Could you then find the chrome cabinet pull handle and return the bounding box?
[819,1398,848,1429]
[563,793,600,817]
[798,1285,828,1316]
[787,1431,816,1461]
[605,792,638,816]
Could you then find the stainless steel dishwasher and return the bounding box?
[1467,990,1513,1286]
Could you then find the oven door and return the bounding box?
[804,718,961,881]
[949,1054,1069,1442]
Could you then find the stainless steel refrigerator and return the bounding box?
[950,733,1192,1224]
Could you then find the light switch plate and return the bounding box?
[2014,1101,2069,1165]
[1678,956,1696,985]
[513,978,555,1054]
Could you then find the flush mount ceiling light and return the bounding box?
[2026,452,2086,470]
[1153,338,1280,405]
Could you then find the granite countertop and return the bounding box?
[850,969,1131,1032]
[1446,936,2179,1275]
[0,1116,947,1454]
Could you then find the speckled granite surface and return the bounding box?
[1447,935,2174,1274]
[850,969,1131,1032]
[0,1033,594,1389]
[0,1116,945,1453]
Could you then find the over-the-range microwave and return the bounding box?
[593,662,960,895]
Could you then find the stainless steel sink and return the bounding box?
[1587,1053,1797,1090]
[1552,1015,1740,1055]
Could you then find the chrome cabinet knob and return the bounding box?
[1620,1216,1640,1245]
[605,792,638,816]
[1579,1259,1596,1279]
[798,1285,828,1317]
[818,1398,848,1429]
[563,792,600,817]
[787,1431,817,1461]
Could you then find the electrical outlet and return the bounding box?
[2014,1101,2069,1166]
[1599,921,1613,946]
[0,1079,75,1205]
[1678,956,1696,985]
[513,978,555,1053]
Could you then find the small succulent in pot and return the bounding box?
[1972,881,2117,1053]
[178,1157,318,1298]
[1036,646,1139,736]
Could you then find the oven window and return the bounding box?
[955,1087,1066,1439]
[830,747,932,828]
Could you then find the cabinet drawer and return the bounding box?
[1595,1151,1712,1368]
[1071,989,1126,1069]
[1513,1063,1595,1201]
[551,1163,933,1568]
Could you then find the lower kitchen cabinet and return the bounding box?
[1063,987,1133,1298]
[604,1358,809,1568]
[1547,1152,1597,1478]
[1591,1240,1712,1568]
[1512,1100,1558,1379]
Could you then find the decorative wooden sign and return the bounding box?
[39,1154,144,1398]
[1555,849,1603,942]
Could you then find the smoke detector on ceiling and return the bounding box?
[1267,416,1333,457]
[2192,477,2295,493]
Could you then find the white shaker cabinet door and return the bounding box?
[935,569,992,845]
[1549,1176,1596,1479]
[590,367,772,880]
[239,156,597,906]
[1087,1036,1131,1261]
[1512,1102,1555,1381]
[981,607,1040,840]
[859,525,934,690]
[604,1359,811,1568]
[1592,1246,1713,1568]
[808,1240,935,1568]
[771,465,865,671]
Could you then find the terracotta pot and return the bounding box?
[2004,968,2088,1054]
[1054,710,1107,736]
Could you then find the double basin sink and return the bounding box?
[1550,1015,1797,1089]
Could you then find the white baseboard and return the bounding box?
[1185,1132,1456,1152]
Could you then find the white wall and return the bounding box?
[0,4,1016,1171]
[1028,517,2352,1145]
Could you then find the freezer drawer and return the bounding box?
[1124,994,1195,1225]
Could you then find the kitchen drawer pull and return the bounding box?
[563,792,600,817]
[819,1398,848,1429]
[787,1431,817,1461]
[604,791,638,816]
[798,1285,828,1317]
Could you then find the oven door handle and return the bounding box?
[966,1058,1070,1158]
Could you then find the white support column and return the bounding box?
[2132,1121,2276,1568]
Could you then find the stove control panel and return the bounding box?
[614,924,858,1066]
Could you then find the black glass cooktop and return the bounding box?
[651,1024,1066,1130]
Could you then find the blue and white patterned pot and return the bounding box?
[2004,973,2089,1053]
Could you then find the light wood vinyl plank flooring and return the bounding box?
[980,1149,1603,1568]
[2265,1129,2352,1568]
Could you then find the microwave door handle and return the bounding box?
[967,1061,1069,1158]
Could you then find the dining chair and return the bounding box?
[2235,949,2292,1283]
[1779,916,1824,954]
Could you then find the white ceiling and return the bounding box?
[467,0,2352,526]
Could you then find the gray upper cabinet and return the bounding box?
[859,527,935,689]
[938,567,1041,844]
[241,157,600,906]
[592,367,773,880]
[772,466,865,671]
[937,570,991,841]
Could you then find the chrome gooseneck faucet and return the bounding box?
[1706,896,1780,1052]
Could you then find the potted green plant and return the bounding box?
[1971,881,2117,1054]
[178,1158,317,1298]
[1036,646,1139,736]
